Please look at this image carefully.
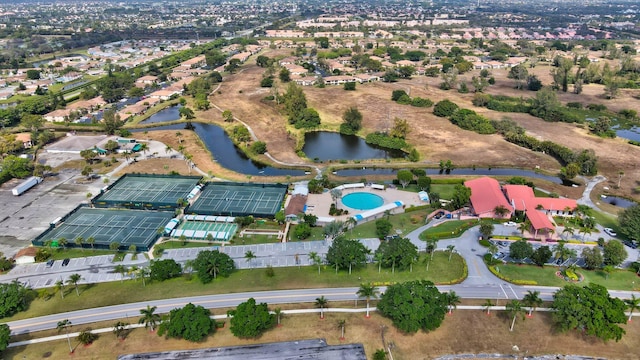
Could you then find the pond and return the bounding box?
[140,105,182,124]
[334,167,564,184]
[302,131,405,161]
[132,122,307,177]
[600,195,636,209]
[613,126,640,143]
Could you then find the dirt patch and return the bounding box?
[5,310,639,360]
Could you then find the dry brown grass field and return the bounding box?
[6,308,640,360]
[165,48,638,203]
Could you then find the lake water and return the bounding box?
[303,131,405,160]
[601,195,636,209]
[140,105,182,124]
[132,123,306,176]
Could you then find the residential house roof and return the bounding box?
[464,177,513,217]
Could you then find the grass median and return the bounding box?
[7,252,465,322]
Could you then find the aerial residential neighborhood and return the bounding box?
[0,0,639,359]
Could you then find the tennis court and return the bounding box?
[173,217,238,241]
[188,182,287,218]
[32,207,173,251]
[93,174,201,210]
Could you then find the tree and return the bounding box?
[228,297,276,338]
[194,250,236,283]
[149,259,182,282]
[343,82,356,91]
[315,296,328,319]
[55,280,65,299]
[619,204,640,242]
[109,241,120,251]
[0,324,10,352]
[330,188,343,206]
[256,55,271,67]
[341,107,363,134]
[417,176,431,192]
[244,250,256,269]
[309,251,322,274]
[158,303,214,342]
[624,294,640,323]
[505,300,525,331]
[603,240,627,267]
[0,281,34,319]
[279,68,291,82]
[326,236,368,274]
[77,328,98,345]
[446,245,455,262]
[179,106,195,120]
[225,58,241,73]
[222,109,234,122]
[509,240,533,261]
[375,219,393,240]
[102,109,123,135]
[375,237,418,273]
[373,349,387,360]
[531,246,552,266]
[449,184,471,210]
[390,117,410,139]
[274,308,283,326]
[562,226,575,240]
[138,305,161,332]
[67,273,82,296]
[479,221,494,240]
[554,242,577,263]
[250,141,267,154]
[444,290,461,314]
[112,321,129,340]
[57,319,73,353]
[357,284,380,318]
[396,169,413,189]
[508,64,529,89]
[494,205,510,218]
[552,283,627,342]
[522,290,543,317]
[483,299,495,315]
[582,247,604,270]
[113,264,127,283]
[324,220,345,240]
[377,280,447,333]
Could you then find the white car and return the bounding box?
[603,228,617,237]
[504,221,517,227]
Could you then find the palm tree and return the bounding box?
[522,290,543,317]
[309,252,322,275]
[482,299,494,315]
[330,188,343,206]
[86,236,95,250]
[274,308,283,326]
[427,238,439,260]
[55,280,65,299]
[175,131,183,144]
[445,290,461,314]
[138,305,161,332]
[137,267,150,287]
[113,321,129,340]
[554,242,577,263]
[562,226,575,241]
[357,283,380,318]
[315,296,328,319]
[67,273,82,296]
[487,243,499,258]
[580,227,593,242]
[345,217,357,236]
[506,299,525,331]
[337,319,346,340]
[518,221,530,236]
[494,205,509,218]
[58,237,68,249]
[374,251,384,273]
[57,319,73,353]
[74,236,84,251]
[603,265,614,280]
[244,250,256,269]
[165,145,172,155]
[114,264,127,282]
[447,245,455,262]
[624,294,640,322]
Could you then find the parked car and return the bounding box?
[603,228,617,237]
[46,259,55,268]
[62,258,70,267]
[504,221,517,227]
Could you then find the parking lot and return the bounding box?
[0,169,103,256]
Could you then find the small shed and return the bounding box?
[14,247,38,264]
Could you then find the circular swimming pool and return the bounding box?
[341,192,384,210]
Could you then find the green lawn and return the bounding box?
[400,184,457,200]
[420,219,481,240]
[7,252,464,321]
[351,210,430,238]
[46,248,116,260]
[288,225,326,242]
[156,241,223,249]
[493,263,639,290]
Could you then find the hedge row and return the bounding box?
[489,265,538,285]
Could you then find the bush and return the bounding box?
[365,132,408,150]
[77,329,98,345]
[391,89,408,101]
[250,141,267,154]
[433,100,459,117]
[343,82,356,91]
[566,102,583,109]
[411,97,433,107]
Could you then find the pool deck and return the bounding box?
[305,186,425,222]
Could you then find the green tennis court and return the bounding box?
[188,182,286,218]
[32,207,174,251]
[93,174,201,210]
[173,219,238,241]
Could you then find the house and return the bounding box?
[44,109,71,122]
[14,247,37,264]
[148,89,181,100]
[15,133,33,148]
[135,75,158,86]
